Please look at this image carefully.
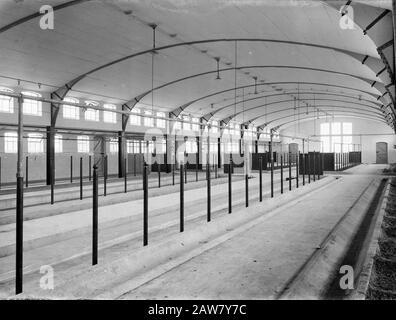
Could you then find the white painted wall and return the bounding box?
[280,117,396,164]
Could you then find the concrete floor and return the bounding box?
[118,173,378,299]
[0,164,387,299]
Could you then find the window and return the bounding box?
[157,112,166,128]
[141,141,154,154]
[103,104,117,123]
[0,87,14,113]
[186,140,197,153]
[130,108,141,126]
[173,118,181,130]
[22,91,42,116]
[4,132,17,153]
[63,97,79,119]
[183,116,191,130]
[157,139,166,154]
[148,141,155,153]
[144,110,154,127]
[28,133,44,153]
[84,101,99,121]
[320,122,352,153]
[109,138,118,153]
[77,135,90,153]
[211,121,218,133]
[191,117,199,131]
[55,135,63,153]
[127,140,140,153]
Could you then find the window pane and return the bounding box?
[144,110,154,127]
[0,87,14,113]
[333,136,341,153]
[321,137,331,153]
[343,122,352,135]
[109,138,118,153]
[104,104,117,123]
[157,112,166,128]
[77,136,90,153]
[55,135,63,153]
[63,97,79,119]
[4,132,17,153]
[320,123,330,135]
[331,122,341,135]
[130,108,141,125]
[22,91,42,116]
[28,133,44,153]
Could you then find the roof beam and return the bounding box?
[363,9,390,35]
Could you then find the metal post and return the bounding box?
[89,155,91,181]
[25,156,28,188]
[80,157,83,200]
[104,156,107,196]
[185,163,187,184]
[92,165,98,265]
[308,153,311,183]
[196,162,198,182]
[180,164,184,232]
[124,158,127,193]
[172,163,175,185]
[281,155,284,194]
[270,133,274,198]
[259,157,262,202]
[157,161,161,188]
[70,155,73,183]
[289,152,292,191]
[245,173,249,208]
[228,159,232,214]
[143,164,148,246]
[207,164,211,222]
[296,152,299,188]
[50,170,54,205]
[0,157,2,190]
[313,151,316,182]
[15,96,24,294]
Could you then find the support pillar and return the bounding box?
[118,131,126,178]
[46,126,55,185]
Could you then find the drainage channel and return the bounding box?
[323,178,388,299]
[365,178,396,299]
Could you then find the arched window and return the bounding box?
[84,101,99,121]
[104,104,117,123]
[0,87,14,113]
[22,91,42,116]
[63,97,80,119]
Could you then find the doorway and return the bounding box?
[376,142,388,164]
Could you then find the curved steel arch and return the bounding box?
[123,65,379,110]
[262,110,386,129]
[171,81,383,119]
[0,0,92,34]
[219,98,386,126]
[51,37,382,103]
[230,105,383,130]
[274,114,389,131]
[208,91,381,123]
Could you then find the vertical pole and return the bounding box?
[281,155,284,194]
[89,155,91,181]
[143,164,148,246]
[180,164,184,232]
[270,133,274,198]
[104,155,107,196]
[259,157,262,202]
[92,165,98,265]
[245,172,249,208]
[288,152,292,191]
[172,163,175,186]
[317,153,321,180]
[308,153,311,184]
[215,162,218,179]
[50,169,54,205]
[313,151,316,182]
[207,163,211,222]
[124,158,127,193]
[185,163,187,184]
[196,161,198,182]
[302,140,305,186]
[80,157,83,200]
[25,156,28,188]
[15,96,24,295]
[296,152,299,188]
[157,161,161,188]
[0,157,1,190]
[228,159,232,214]
[70,155,73,184]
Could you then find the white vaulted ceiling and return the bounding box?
[0,0,394,131]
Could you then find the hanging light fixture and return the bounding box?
[253,76,258,94]
[215,57,221,80]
